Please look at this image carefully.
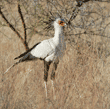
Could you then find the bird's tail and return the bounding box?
[4,61,20,74]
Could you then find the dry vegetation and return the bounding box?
[0,0,110,109]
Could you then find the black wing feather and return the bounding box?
[14,42,41,60]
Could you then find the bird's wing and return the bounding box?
[14,42,41,60]
[30,39,55,59]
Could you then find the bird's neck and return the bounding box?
[53,27,64,44]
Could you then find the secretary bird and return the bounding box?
[4,18,66,97]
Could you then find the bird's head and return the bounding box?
[43,17,66,30]
[53,18,66,29]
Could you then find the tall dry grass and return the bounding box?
[0,29,110,109]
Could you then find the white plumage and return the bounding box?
[30,18,66,62]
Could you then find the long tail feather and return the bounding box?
[4,61,20,74]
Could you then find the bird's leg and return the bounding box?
[44,81,47,98]
[51,60,59,99]
[44,61,51,98]
[51,63,56,97]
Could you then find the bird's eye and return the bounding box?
[60,21,63,24]
[58,20,65,26]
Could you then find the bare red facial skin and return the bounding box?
[58,20,65,26]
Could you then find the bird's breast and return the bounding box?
[49,38,65,58]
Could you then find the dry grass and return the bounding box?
[1,1,110,109]
[0,28,110,109]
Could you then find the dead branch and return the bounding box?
[67,7,79,26]
[0,6,29,51]
[17,2,28,50]
[67,0,91,26]
[0,7,23,41]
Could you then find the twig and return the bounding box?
[67,7,79,26]
[67,0,92,26]
[0,7,24,42]
[17,2,29,50]
[0,4,29,51]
